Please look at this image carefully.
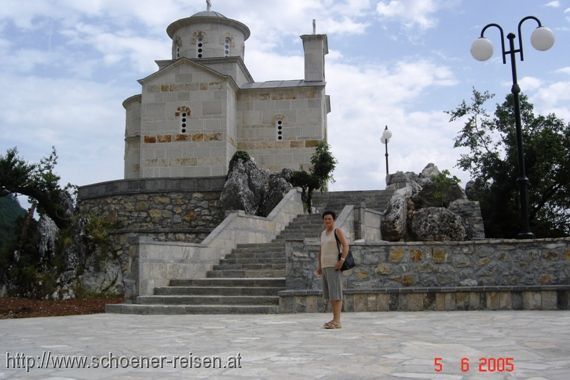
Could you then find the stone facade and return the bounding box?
[78,177,225,243]
[280,238,570,312]
[285,238,570,290]
[76,177,227,297]
[123,8,330,179]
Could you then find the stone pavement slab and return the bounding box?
[0,311,569,379]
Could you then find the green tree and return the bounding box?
[447,89,570,238]
[290,141,337,212]
[0,147,75,229]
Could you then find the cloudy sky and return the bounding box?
[1,0,569,192]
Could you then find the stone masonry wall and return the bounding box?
[78,177,226,242]
[80,192,223,243]
[286,238,570,291]
[76,177,226,297]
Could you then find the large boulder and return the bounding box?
[220,157,269,215]
[410,207,466,241]
[448,199,485,240]
[258,169,293,217]
[412,180,466,208]
[220,154,293,216]
[381,185,413,241]
[381,163,485,241]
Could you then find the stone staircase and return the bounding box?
[106,214,323,314]
[106,190,392,314]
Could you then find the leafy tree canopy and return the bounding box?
[446,89,570,238]
[0,147,75,229]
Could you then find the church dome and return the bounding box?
[166,10,250,40]
[190,10,227,18]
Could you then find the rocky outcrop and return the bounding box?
[220,158,267,215]
[220,155,293,217]
[410,207,466,241]
[381,186,412,241]
[448,199,485,240]
[382,163,485,241]
[259,169,293,216]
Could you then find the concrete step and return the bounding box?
[206,269,285,278]
[227,253,284,259]
[154,286,284,296]
[106,304,279,314]
[230,247,284,254]
[230,248,285,255]
[225,253,284,260]
[137,295,279,305]
[220,258,285,265]
[170,278,286,287]
[213,263,285,270]
[235,243,284,249]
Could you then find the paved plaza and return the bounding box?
[1,310,569,379]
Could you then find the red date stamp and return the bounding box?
[434,357,515,373]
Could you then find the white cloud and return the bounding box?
[545,0,560,7]
[518,76,543,92]
[376,0,447,30]
[0,74,127,186]
[556,66,570,75]
[61,23,169,74]
[322,58,459,189]
[533,80,570,120]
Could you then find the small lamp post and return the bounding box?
[470,16,554,239]
[380,125,392,177]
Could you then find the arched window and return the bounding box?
[176,106,191,134]
[224,37,231,57]
[276,119,283,141]
[197,37,204,58]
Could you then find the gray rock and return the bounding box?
[386,171,419,190]
[448,199,485,240]
[220,158,269,214]
[38,215,59,261]
[419,163,440,179]
[412,180,466,208]
[460,279,479,286]
[220,156,293,216]
[259,170,293,217]
[410,207,466,241]
[78,258,124,296]
[381,186,413,241]
[465,180,478,201]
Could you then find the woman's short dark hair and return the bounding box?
[322,210,336,220]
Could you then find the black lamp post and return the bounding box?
[471,16,554,239]
[381,125,392,177]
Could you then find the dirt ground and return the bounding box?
[0,296,123,319]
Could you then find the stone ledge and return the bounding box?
[279,286,570,312]
[296,237,570,247]
[78,177,225,200]
[278,285,570,297]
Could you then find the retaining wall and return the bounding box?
[280,238,570,311]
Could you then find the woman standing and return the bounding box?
[315,210,349,329]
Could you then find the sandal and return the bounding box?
[323,320,335,328]
[324,321,342,329]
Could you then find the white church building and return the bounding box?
[123,4,330,179]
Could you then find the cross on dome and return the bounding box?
[206,0,212,12]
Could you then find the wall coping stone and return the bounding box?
[296,237,570,247]
[78,177,226,200]
[278,284,570,297]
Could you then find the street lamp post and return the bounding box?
[470,16,554,239]
[381,125,392,177]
